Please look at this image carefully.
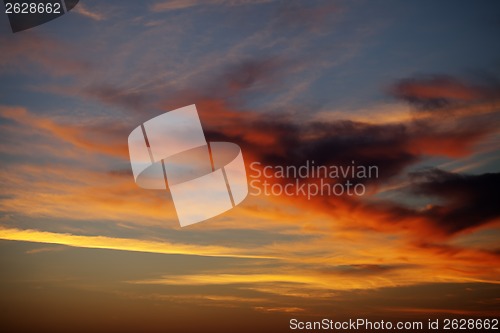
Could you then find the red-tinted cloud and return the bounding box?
[391,75,500,110]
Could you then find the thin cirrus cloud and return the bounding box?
[0,33,90,76]
[73,3,106,21]
[150,0,274,13]
[0,105,129,158]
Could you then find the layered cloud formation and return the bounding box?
[0,0,499,330]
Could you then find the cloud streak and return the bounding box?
[73,3,106,21]
[0,228,276,259]
[391,75,500,110]
[0,33,90,76]
[150,0,274,13]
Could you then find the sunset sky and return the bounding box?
[0,1,499,332]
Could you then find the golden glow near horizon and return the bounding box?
[1,226,498,294]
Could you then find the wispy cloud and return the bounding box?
[150,0,274,13]
[0,33,90,76]
[25,245,66,254]
[73,3,105,21]
[0,105,128,158]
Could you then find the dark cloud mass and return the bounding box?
[197,99,491,185]
[200,105,418,183]
[410,169,500,234]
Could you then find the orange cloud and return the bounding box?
[0,33,90,76]
[391,75,500,107]
[0,106,128,158]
